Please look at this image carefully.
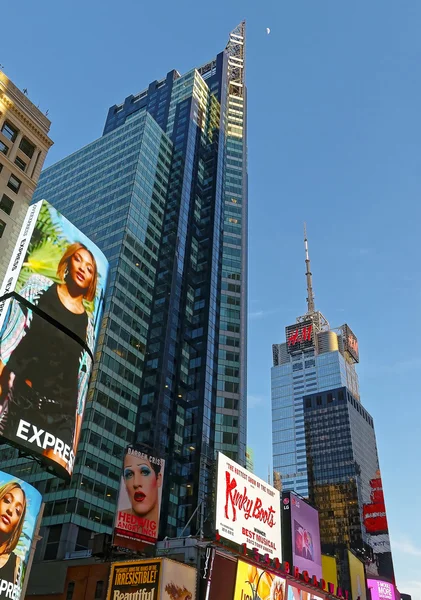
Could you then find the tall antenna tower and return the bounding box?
[304,223,315,314]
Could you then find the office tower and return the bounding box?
[271,229,394,582]
[0,23,247,559]
[0,71,53,283]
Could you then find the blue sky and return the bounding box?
[2,0,420,595]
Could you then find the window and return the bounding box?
[0,140,8,155]
[0,220,5,238]
[327,393,333,404]
[316,395,322,406]
[14,156,26,171]
[66,582,75,600]
[0,195,13,215]
[1,121,18,142]
[95,581,104,600]
[7,174,21,193]
[19,137,35,158]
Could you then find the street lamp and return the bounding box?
[246,569,267,600]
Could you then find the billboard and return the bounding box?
[287,583,323,600]
[367,580,396,600]
[200,549,237,600]
[0,470,42,600]
[286,321,314,354]
[106,559,196,600]
[342,325,359,363]
[282,492,322,579]
[0,200,108,479]
[321,555,338,587]
[348,551,366,600]
[216,452,282,559]
[113,447,165,549]
[233,560,286,600]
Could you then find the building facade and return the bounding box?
[0,23,247,559]
[0,71,53,283]
[271,231,394,583]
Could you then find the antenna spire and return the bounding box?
[304,223,315,313]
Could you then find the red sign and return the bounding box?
[287,324,313,347]
[363,474,388,535]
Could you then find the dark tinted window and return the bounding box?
[1,121,18,142]
[0,195,14,215]
[19,137,35,158]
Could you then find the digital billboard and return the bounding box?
[342,325,359,363]
[106,559,196,600]
[321,555,338,587]
[348,551,366,600]
[216,452,281,559]
[367,580,396,600]
[282,492,322,579]
[200,549,237,600]
[0,470,42,600]
[0,200,108,479]
[233,560,286,600]
[286,321,314,354]
[113,446,165,550]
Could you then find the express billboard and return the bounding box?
[0,200,108,479]
[106,559,196,600]
[113,447,165,550]
[0,470,42,600]
[216,452,281,559]
[348,551,366,600]
[282,492,322,579]
[233,560,286,600]
[367,580,396,600]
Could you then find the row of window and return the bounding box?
[1,120,35,157]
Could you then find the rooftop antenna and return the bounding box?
[304,223,315,314]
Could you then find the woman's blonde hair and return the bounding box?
[57,242,98,302]
[0,482,26,555]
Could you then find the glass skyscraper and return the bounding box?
[0,22,247,559]
[271,231,394,583]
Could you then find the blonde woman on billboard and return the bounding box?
[0,481,26,597]
[120,450,163,535]
[0,243,97,469]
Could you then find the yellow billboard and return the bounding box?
[233,560,286,600]
[322,555,338,587]
[347,550,366,600]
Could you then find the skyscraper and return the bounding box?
[271,229,394,583]
[0,71,53,284]
[0,23,247,559]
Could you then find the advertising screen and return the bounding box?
[200,550,237,600]
[234,560,286,600]
[348,551,366,600]
[0,470,42,600]
[106,559,196,600]
[286,320,314,354]
[216,452,281,559]
[290,493,322,579]
[321,555,338,587]
[0,200,108,479]
[113,447,165,550]
[367,580,396,600]
[343,325,359,363]
[107,560,161,600]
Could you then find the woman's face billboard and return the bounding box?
[113,447,165,550]
[0,200,109,479]
[0,471,42,600]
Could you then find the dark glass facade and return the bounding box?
[304,386,394,584]
[0,23,247,558]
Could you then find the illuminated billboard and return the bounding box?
[321,555,338,587]
[233,560,286,600]
[286,321,314,353]
[106,559,196,600]
[0,470,42,600]
[348,551,366,600]
[282,492,322,579]
[216,452,281,559]
[113,446,165,549]
[367,580,396,600]
[0,200,108,479]
[200,549,237,600]
[342,325,359,363]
